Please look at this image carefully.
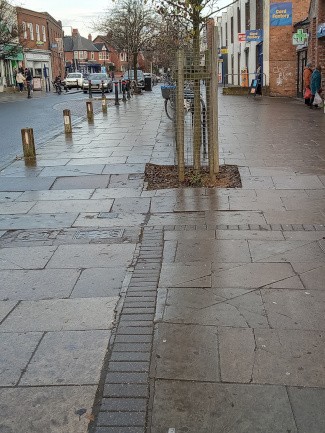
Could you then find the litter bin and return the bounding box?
[144,76,152,91]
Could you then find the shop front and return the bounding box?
[0,46,24,92]
[24,50,52,89]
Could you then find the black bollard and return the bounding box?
[88,80,92,99]
[119,79,122,93]
[122,80,126,102]
[115,82,119,106]
[101,80,105,97]
[27,81,31,99]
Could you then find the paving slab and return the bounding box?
[287,387,325,433]
[0,300,17,322]
[0,177,56,191]
[264,210,325,224]
[0,191,23,201]
[51,175,110,190]
[0,213,78,230]
[0,201,35,214]
[0,332,42,386]
[70,267,126,298]
[0,245,56,270]
[211,262,297,288]
[159,263,211,288]
[273,175,324,189]
[163,287,268,328]
[150,381,297,433]
[261,288,325,330]
[0,298,118,332]
[0,385,97,433]
[39,165,105,177]
[0,268,80,300]
[47,243,135,269]
[111,197,150,214]
[20,330,110,385]
[73,212,146,227]
[248,239,325,262]
[204,210,266,226]
[91,188,142,199]
[175,239,251,263]
[15,189,94,201]
[153,323,219,382]
[297,263,325,290]
[28,199,114,214]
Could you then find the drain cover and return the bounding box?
[17,231,59,241]
[97,212,119,219]
[73,229,124,239]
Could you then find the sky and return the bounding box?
[15,0,230,38]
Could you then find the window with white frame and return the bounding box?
[84,51,87,59]
[42,25,46,41]
[120,52,124,61]
[99,52,102,60]
[29,23,34,40]
[74,51,78,59]
[36,24,40,41]
[22,21,27,39]
[79,51,83,59]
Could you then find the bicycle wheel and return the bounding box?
[165,98,175,120]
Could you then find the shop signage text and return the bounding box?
[270,2,292,26]
[245,30,263,42]
[238,33,246,42]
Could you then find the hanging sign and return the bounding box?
[221,48,228,54]
[270,2,292,26]
[246,30,263,41]
[238,33,246,42]
[317,23,325,38]
[292,29,308,45]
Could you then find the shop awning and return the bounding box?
[4,45,24,60]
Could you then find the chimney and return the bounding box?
[72,28,78,37]
[88,34,92,41]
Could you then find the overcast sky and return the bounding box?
[16,0,230,38]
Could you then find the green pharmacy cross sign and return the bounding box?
[292,29,308,45]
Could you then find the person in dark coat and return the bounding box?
[310,66,322,108]
[303,61,313,105]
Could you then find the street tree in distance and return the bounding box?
[95,0,159,87]
[0,0,23,60]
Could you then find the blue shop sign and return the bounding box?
[317,23,325,38]
[246,30,263,42]
[270,2,292,26]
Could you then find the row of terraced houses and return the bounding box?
[0,6,140,93]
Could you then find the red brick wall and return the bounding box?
[17,8,49,50]
[47,16,64,80]
[269,0,310,96]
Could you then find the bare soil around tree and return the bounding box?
[144,163,242,190]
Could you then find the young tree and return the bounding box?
[0,0,22,60]
[156,0,233,174]
[95,0,159,85]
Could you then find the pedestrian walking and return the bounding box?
[256,64,262,96]
[303,61,313,105]
[16,71,25,92]
[25,69,33,99]
[310,66,322,108]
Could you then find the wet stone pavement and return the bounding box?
[0,86,324,433]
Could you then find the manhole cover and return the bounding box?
[73,229,124,239]
[97,212,119,219]
[17,231,59,241]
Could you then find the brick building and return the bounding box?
[218,0,314,96]
[16,7,63,82]
[63,29,101,75]
[308,0,325,89]
[93,35,128,72]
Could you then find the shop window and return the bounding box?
[42,25,46,41]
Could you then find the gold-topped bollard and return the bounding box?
[102,96,107,113]
[86,101,93,121]
[21,128,36,158]
[63,109,72,133]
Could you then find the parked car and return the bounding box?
[83,73,113,93]
[65,72,84,88]
[122,70,145,90]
